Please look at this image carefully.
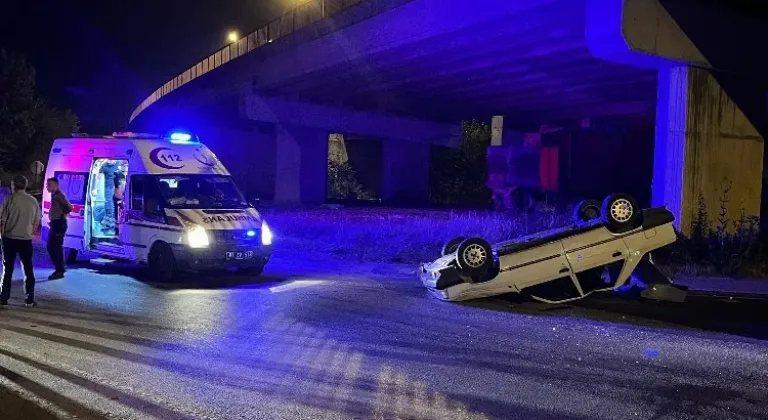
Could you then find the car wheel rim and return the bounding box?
[462,244,487,268]
[610,199,633,222]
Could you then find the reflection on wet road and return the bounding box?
[0,253,767,419]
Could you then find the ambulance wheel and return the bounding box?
[456,238,494,279]
[573,199,602,224]
[442,237,466,256]
[240,266,264,277]
[602,193,640,232]
[148,242,178,282]
[65,248,79,265]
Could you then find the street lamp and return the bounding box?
[227,31,238,43]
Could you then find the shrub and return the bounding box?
[653,193,768,277]
[263,204,572,264]
[265,197,768,278]
[430,120,492,207]
[327,160,376,201]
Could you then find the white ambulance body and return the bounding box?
[41,132,272,281]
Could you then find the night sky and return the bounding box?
[2,0,767,133]
[0,0,287,131]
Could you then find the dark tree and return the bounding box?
[430,120,492,207]
[0,49,79,172]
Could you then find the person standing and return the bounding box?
[0,175,42,308]
[46,177,73,280]
[100,160,120,236]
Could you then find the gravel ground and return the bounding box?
[0,247,766,419]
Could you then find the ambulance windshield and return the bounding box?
[155,175,248,209]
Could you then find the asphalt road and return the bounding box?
[0,249,767,420]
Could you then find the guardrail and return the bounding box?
[129,0,364,123]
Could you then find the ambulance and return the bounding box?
[41,131,273,281]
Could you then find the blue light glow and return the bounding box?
[246,230,256,237]
[170,132,192,143]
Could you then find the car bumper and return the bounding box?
[171,244,272,270]
[419,255,479,301]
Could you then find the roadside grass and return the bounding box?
[263,203,570,264]
[263,204,768,278]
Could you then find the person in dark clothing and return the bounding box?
[46,178,73,280]
[113,172,126,235]
[99,161,120,236]
[0,175,42,307]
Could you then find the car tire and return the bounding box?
[455,238,494,279]
[65,248,79,265]
[573,199,602,224]
[148,242,178,282]
[602,193,640,232]
[442,237,466,256]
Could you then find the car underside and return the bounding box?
[419,194,688,304]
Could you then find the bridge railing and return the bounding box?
[130,0,363,123]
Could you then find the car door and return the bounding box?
[509,239,585,303]
[561,228,629,295]
[53,171,88,251]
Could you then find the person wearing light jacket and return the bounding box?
[0,175,42,308]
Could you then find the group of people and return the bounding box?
[0,175,72,308]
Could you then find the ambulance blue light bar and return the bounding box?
[168,131,200,144]
[170,132,191,142]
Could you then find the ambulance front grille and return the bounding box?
[209,229,260,245]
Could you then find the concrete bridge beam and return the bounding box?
[274,124,329,203]
[241,93,460,146]
[653,66,764,234]
[585,0,709,69]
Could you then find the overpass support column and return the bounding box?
[653,66,764,234]
[381,140,430,205]
[274,125,328,203]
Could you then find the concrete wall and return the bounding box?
[198,121,435,205]
[274,125,328,203]
[197,124,277,200]
[653,66,764,233]
[381,140,430,205]
[239,92,457,204]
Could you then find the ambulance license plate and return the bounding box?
[226,251,253,260]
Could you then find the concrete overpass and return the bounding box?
[129,0,766,234]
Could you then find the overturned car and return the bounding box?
[419,194,687,304]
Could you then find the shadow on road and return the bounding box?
[0,385,63,420]
[72,260,290,291]
[461,291,768,341]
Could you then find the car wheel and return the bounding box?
[573,199,602,224]
[456,238,494,278]
[602,193,640,232]
[65,248,79,265]
[441,237,466,256]
[148,242,178,282]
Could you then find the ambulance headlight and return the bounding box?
[187,225,210,248]
[261,221,273,246]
